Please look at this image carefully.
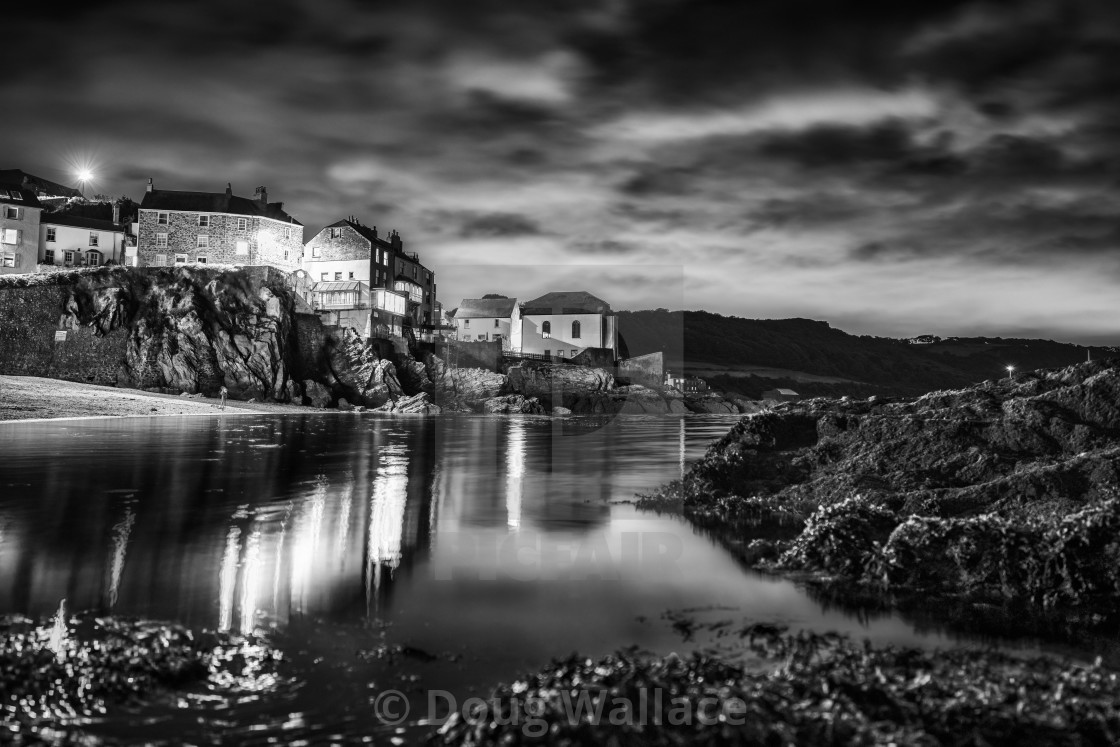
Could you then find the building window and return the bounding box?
[236,240,249,255]
[557,350,565,357]
[89,232,99,247]
[198,215,210,227]
[4,206,18,219]
[494,318,500,328]
[570,349,577,357]
[0,253,15,267]
[541,321,551,335]
[283,248,290,261]
[544,349,551,357]
[237,217,247,231]
[157,212,168,225]
[154,253,166,266]
[175,254,188,264]
[196,256,207,264]
[64,250,76,264]
[197,235,209,248]
[312,246,321,258]
[9,191,21,201]
[478,334,487,341]
[156,233,168,248]
[1,228,18,244]
[44,249,54,264]
[330,227,342,238]
[571,320,581,338]
[464,319,470,328]
[321,273,328,281]
[46,228,56,242]
[286,226,292,240]
[348,271,355,279]
[86,250,101,267]
[334,272,342,280]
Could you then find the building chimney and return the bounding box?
[391,229,402,250]
[112,201,120,224]
[226,183,233,196]
[371,226,377,239]
[146,178,154,193]
[254,186,268,205]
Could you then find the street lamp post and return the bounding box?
[1005,365,1015,382]
[76,169,93,199]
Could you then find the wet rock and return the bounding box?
[614,385,670,414]
[337,398,355,411]
[507,364,614,410]
[551,406,572,416]
[304,379,331,408]
[483,394,545,414]
[424,353,507,409]
[325,328,402,407]
[375,392,442,415]
[397,354,434,395]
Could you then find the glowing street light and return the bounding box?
[1005,365,1015,382]
[76,169,93,198]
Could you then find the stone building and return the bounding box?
[0,181,43,275]
[302,218,437,337]
[135,179,303,270]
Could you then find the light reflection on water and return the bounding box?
[0,413,1022,742]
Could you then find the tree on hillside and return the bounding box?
[482,293,509,299]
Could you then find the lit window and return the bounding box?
[44,249,54,264]
[312,246,321,258]
[46,228,56,242]
[1,228,18,244]
[0,253,14,267]
[157,212,168,225]
[572,320,581,339]
[236,240,249,255]
[334,272,342,280]
[4,206,17,219]
[9,190,21,201]
[571,349,577,356]
[89,232,99,247]
[237,217,247,231]
[197,235,209,248]
[557,350,565,357]
[196,256,207,264]
[156,233,168,248]
[198,215,210,227]
[175,254,188,264]
[321,273,328,281]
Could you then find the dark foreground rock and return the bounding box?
[644,360,1120,612]
[429,624,1120,746]
[374,392,442,415]
[0,612,280,744]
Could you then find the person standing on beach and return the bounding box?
[219,386,228,410]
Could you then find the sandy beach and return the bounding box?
[0,375,317,422]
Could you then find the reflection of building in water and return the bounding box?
[0,416,438,630]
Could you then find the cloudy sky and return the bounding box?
[7,0,1119,344]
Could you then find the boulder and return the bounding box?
[613,385,670,414]
[304,379,331,408]
[397,355,434,395]
[337,398,355,411]
[374,392,442,415]
[325,328,403,406]
[507,364,614,409]
[483,394,546,415]
[423,354,507,408]
[552,406,573,416]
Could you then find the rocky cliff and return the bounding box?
[654,359,1120,611]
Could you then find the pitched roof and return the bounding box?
[42,212,121,232]
[522,291,611,315]
[140,189,302,225]
[0,170,81,199]
[0,182,44,208]
[455,297,518,318]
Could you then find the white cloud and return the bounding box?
[595,88,940,143]
[444,51,580,104]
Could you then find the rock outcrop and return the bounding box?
[324,328,403,407]
[681,360,1120,519]
[482,394,546,415]
[374,392,441,415]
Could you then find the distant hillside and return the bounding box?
[617,310,1113,396]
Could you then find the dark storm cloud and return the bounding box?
[6,0,1120,343]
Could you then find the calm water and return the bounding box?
[0,413,1037,743]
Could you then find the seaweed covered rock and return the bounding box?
[482,394,545,414]
[680,360,1120,520]
[778,495,897,576]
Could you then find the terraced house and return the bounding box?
[0,181,43,275]
[135,179,303,270]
